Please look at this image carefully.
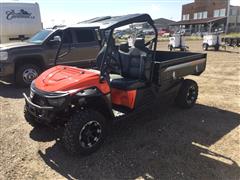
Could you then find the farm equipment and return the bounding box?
[23,14,207,155]
[222,37,240,47]
[168,34,189,51]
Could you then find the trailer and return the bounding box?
[0,2,42,44]
[202,34,221,51]
[168,34,189,51]
[222,37,240,47]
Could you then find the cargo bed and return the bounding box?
[152,51,207,85]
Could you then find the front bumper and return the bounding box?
[23,93,55,124]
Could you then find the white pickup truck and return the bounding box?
[0,2,42,44]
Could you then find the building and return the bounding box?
[154,18,176,31]
[171,0,240,34]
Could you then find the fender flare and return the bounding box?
[75,87,114,120]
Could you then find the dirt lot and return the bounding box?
[0,41,239,180]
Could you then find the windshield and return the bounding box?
[28,30,53,44]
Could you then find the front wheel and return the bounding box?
[24,107,45,128]
[62,109,107,155]
[175,79,198,109]
[16,64,41,87]
[202,44,208,51]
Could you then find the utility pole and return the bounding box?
[225,0,230,34]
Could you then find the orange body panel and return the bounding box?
[34,65,110,94]
[34,66,137,109]
[111,88,137,109]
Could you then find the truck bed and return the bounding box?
[152,51,207,85]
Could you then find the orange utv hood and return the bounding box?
[34,65,110,94]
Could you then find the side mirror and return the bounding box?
[49,36,61,45]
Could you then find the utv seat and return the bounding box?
[110,38,151,90]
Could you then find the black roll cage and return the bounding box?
[54,14,158,79]
[96,14,158,76]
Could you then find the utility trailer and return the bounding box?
[168,34,189,51]
[202,34,223,51]
[23,14,207,155]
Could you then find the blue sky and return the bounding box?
[38,0,193,27]
[2,0,240,27]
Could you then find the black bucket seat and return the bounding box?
[110,38,152,90]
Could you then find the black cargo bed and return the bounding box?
[152,51,207,85]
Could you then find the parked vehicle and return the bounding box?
[0,2,42,44]
[168,34,189,51]
[202,34,221,51]
[0,26,101,87]
[158,29,172,37]
[23,14,207,155]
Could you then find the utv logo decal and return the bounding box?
[6,9,35,20]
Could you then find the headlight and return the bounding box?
[30,90,34,99]
[47,97,66,107]
[0,51,8,61]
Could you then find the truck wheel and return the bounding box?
[62,109,107,155]
[24,107,45,128]
[202,44,208,51]
[16,64,41,87]
[175,79,198,109]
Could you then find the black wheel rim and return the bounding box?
[186,86,196,104]
[79,121,102,148]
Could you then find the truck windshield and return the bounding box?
[28,30,53,44]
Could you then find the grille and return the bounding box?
[32,94,48,106]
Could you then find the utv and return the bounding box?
[23,14,207,155]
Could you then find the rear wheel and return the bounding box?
[202,43,208,51]
[175,79,198,109]
[62,109,107,155]
[180,47,186,51]
[16,64,41,87]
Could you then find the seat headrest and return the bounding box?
[119,42,129,52]
[134,38,145,49]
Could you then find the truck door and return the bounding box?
[44,29,74,66]
[69,29,100,67]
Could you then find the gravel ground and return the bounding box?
[0,41,239,180]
